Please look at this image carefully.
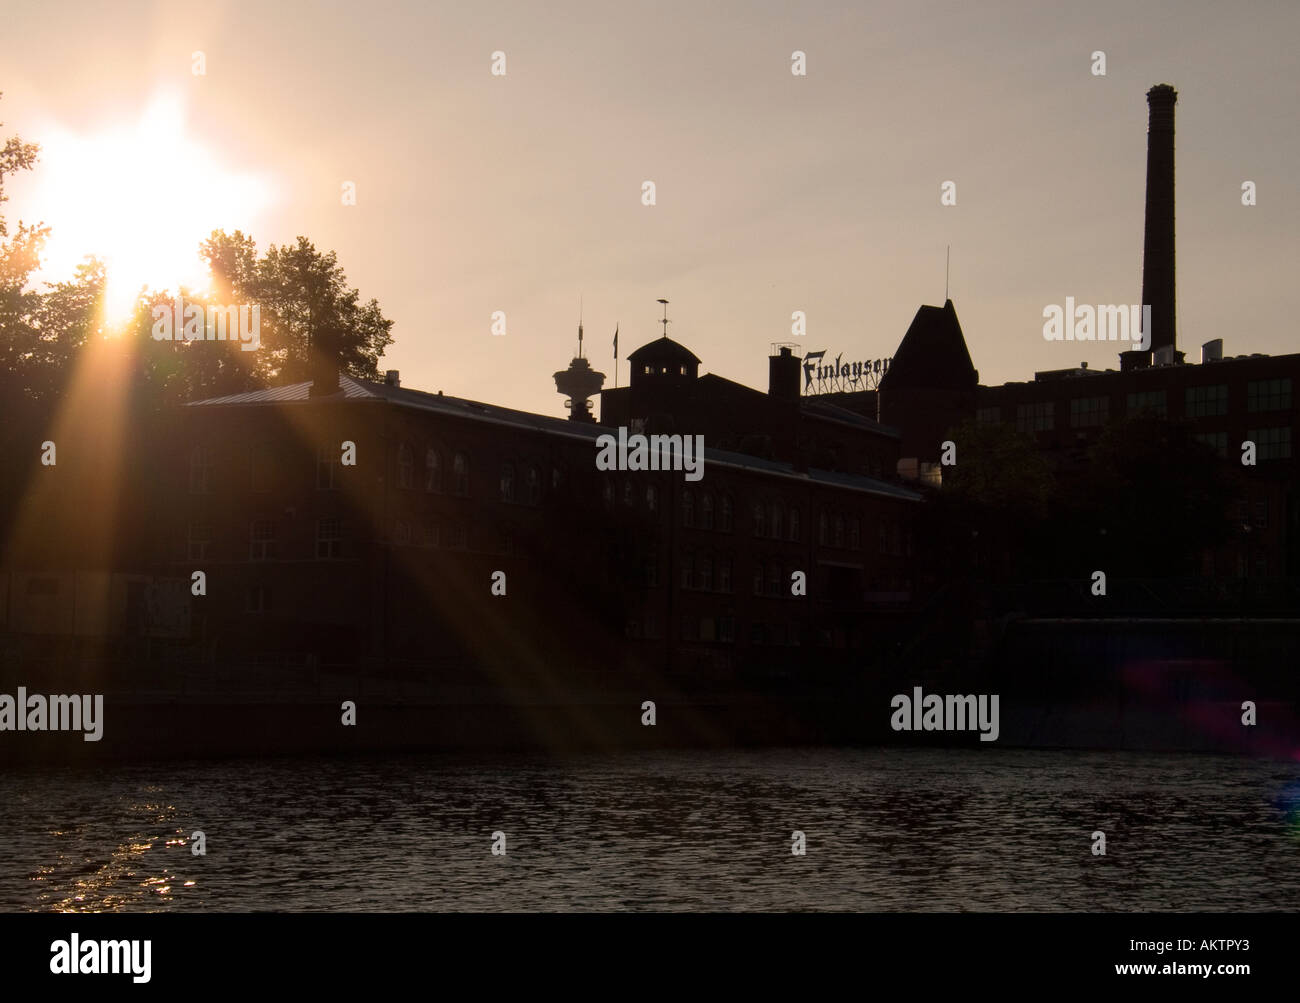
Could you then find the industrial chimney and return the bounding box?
[768,345,801,402]
[1141,84,1178,362]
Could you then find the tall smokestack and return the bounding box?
[1141,83,1177,361]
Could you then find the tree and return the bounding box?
[1074,414,1236,577]
[0,92,52,403]
[199,231,394,386]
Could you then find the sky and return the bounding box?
[1,0,1296,418]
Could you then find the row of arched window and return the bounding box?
[681,491,734,531]
[396,443,471,497]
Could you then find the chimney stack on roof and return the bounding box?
[1141,83,1178,361]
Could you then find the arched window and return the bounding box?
[788,508,800,542]
[453,452,469,496]
[189,446,210,494]
[753,501,766,538]
[500,463,515,502]
[720,494,734,533]
[701,493,714,530]
[770,502,783,540]
[683,491,695,527]
[397,443,414,489]
[425,448,441,492]
[834,515,845,548]
[850,518,861,550]
[526,465,541,505]
[646,484,658,511]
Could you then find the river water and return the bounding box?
[1,748,1296,911]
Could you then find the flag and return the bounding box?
[613,324,619,359]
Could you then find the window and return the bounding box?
[819,512,828,546]
[251,446,272,492]
[976,406,1001,425]
[1015,401,1055,433]
[245,585,271,614]
[316,446,337,490]
[770,503,783,540]
[767,563,782,597]
[1069,396,1109,428]
[753,563,764,596]
[850,518,861,550]
[718,558,732,594]
[602,480,614,509]
[423,523,441,549]
[1185,384,1228,418]
[187,521,210,561]
[717,617,735,643]
[1126,389,1167,417]
[683,491,695,527]
[249,519,275,561]
[453,452,470,496]
[397,443,414,488]
[450,525,467,550]
[1253,499,1267,529]
[1247,427,1291,461]
[316,518,343,560]
[833,515,845,548]
[643,553,659,588]
[682,552,695,590]
[788,508,800,542]
[646,485,658,511]
[189,446,210,494]
[500,463,515,502]
[1192,431,1228,458]
[720,495,733,533]
[1248,378,1291,413]
[754,502,766,538]
[623,480,634,507]
[699,555,714,592]
[701,493,714,530]
[394,519,412,546]
[425,448,442,492]
[526,465,541,505]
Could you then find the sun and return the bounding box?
[27,90,275,328]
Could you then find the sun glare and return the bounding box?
[27,90,275,328]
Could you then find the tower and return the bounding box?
[1124,83,1179,370]
[554,319,606,422]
